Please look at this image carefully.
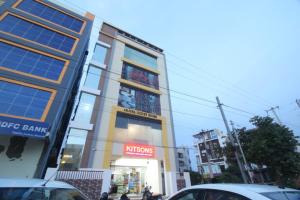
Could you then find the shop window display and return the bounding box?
[118,85,161,115]
[110,167,145,195]
[121,63,159,89]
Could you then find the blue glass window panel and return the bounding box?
[0,15,76,53]
[92,44,107,64]
[0,80,52,119]
[124,46,157,69]
[0,41,66,81]
[74,93,96,124]
[84,65,102,89]
[17,0,84,33]
[26,108,44,119]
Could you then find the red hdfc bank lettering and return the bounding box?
[124,144,155,158]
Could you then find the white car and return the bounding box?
[167,184,300,200]
[0,178,89,200]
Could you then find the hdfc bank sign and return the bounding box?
[124,144,155,158]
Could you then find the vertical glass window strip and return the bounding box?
[17,0,84,33]
[92,44,107,64]
[124,46,157,69]
[0,80,52,120]
[74,93,96,124]
[84,65,102,89]
[0,42,66,81]
[60,128,88,170]
[0,14,76,53]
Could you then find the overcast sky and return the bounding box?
[58,0,300,169]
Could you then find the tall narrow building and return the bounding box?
[59,22,178,195]
[0,0,94,178]
[193,129,227,178]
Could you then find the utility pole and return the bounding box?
[216,96,248,183]
[230,121,254,183]
[265,106,282,124]
[296,99,300,109]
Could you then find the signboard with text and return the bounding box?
[124,143,155,158]
[0,116,49,139]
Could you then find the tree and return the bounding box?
[189,170,204,185]
[237,116,300,187]
[213,165,243,183]
[214,138,244,183]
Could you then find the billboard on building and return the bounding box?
[0,116,49,139]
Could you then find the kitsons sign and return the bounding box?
[0,116,49,139]
[124,143,155,158]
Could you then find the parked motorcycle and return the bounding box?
[142,186,162,200]
[100,192,109,200]
[120,191,130,200]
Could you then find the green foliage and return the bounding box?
[188,171,203,185]
[213,165,243,183]
[224,116,300,187]
[213,141,244,183]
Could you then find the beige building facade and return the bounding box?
[58,23,178,196]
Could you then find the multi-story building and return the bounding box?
[58,22,178,196]
[193,129,227,178]
[177,146,192,172]
[0,0,93,178]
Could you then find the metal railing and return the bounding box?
[56,169,103,180]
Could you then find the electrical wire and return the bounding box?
[4,0,297,130]
[57,0,275,109]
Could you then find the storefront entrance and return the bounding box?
[110,158,162,195]
[111,166,145,194]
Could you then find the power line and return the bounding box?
[1,65,254,124]
[166,58,270,110]
[58,0,274,109]
[223,104,256,116]
[165,52,273,108]
[1,50,267,126]
[1,0,275,126]
[63,130,198,151]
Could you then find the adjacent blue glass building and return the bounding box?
[0,0,94,178]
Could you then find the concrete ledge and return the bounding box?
[81,86,101,95]
[90,60,107,69]
[69,121,94,130]
[96,40,111,48]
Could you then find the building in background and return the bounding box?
[0,0,94,178]
[193,129,227,178]
[176,146,192,172]
[56,22,179,196]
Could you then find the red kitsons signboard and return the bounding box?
[124,144,155,158]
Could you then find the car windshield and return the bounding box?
[261,191,300,200]
[0,187,88,200]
